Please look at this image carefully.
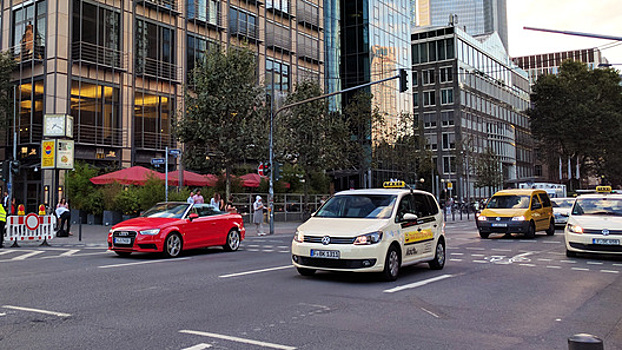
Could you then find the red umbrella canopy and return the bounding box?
[90,166,164,185]
[239,173,266,188]
[167,171,215,187]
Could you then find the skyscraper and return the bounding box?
[416,0,508,52]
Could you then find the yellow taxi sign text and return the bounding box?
[596,186,612,193]
[383,180,406,189]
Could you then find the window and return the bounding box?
[413,92,419,108]
[426,134,437,150]
[134,92,174,150]
[71,81,121,146]
[441,111,454,126]
[187,0,219,26]
[229,7,258,40]
[412,71,418,87]
[439,67,453,83]
[267,0,290,13]
[442,133,455,150]
[12,0,47,61]
[266,59,290,92]
[441,88,453,105]
[423,112,436,128]
[423,91,436,106]
[297,33,319,61]
[187,34,219,82]
[72,0,121,67]
[443,156,456,174]
[136,19,176,80]
[422,69,435,85]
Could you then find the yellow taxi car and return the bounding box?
[565,186,622,258]
[476,189,555,239]
[291,181,446,281]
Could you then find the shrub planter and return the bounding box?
[71,209,87,225]
[103,211,123,226]
[87,214,103,225]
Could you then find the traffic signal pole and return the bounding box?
[267,69,407,235]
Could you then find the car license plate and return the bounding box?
[310,250,340,259]
[593,238,620,245]
[114,237,132,245]
[492,223,507,227]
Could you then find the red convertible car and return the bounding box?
[107,202,246,258]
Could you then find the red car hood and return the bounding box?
[112,217,180,231]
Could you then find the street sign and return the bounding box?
[258,162,265,177]
[151,158,165,165]
[169,149,181,157]
[447,182,453,190]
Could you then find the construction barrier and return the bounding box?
[5,214,55,243]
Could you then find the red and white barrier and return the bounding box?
[5,214,55,242]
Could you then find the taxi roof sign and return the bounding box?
[596,186,612,193]
[383,180,406,189]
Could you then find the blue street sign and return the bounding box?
[169,149,181,157]
[7,183,11,191]
[151,158,165,165]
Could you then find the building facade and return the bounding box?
[412,25,532,201]
[415,0,508,52]
[1,0,324,212]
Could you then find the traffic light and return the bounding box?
[0,161,8,182]
[264,162,271,177]
[398,68,408,93]
[274,162,282,181]
[11,159,19,175]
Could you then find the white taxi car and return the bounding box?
[291,181,446,281]
[565,186,622,257]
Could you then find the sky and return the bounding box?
[507,0,622,65]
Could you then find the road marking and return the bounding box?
[420,307,440,318]
[546,266,562,269]
[2,305,71,318]
[473,260,488,264]
[587,261,603,265]
[0,313,5,317]
[491,248,512,252]
[613,264,622,267]
[519,263,536,267]
[247,249,259,252]
[0,251,14,256]
[601,270,619,274]
[181,344,212,350]
[572,267,590,271]
[542,241,561,244]
[180,330,296,350]
[383,274,454,294]
[12,251,44,260]
[219,265,293,278]
[471,254,485,257]
[449,258,462,262]
[60,249,80,257]
[519,240,533,243]
[465,247,485,251]
[278,250,289,253]
[264,250,274,252]
[537,258,552,262]
[450,252,464,256]
[560,260,577,264]
[98,258,191,269]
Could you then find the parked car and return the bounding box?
[551,197,575,227]
[108,202,245,258]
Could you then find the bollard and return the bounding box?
[568,333,604,350]
[79,221,82,242]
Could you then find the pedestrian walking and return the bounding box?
[253,196,266,236]
[192,190,204,204]
[0,202,6,248]
[55,198,72,237]
[2,191,8,211]
[187,191,195,204]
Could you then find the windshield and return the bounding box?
[551,199,574,208]
[141,203,189,219]
[486,195,530,209]
[572,198,622,216]
[315,194,397,219]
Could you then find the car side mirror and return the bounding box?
[188,213,199,221]
[532,203,542,210]
[403,213,418,222]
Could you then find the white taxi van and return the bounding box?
[565,186,622,257]
[291,181,446,281]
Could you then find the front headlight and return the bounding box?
[477,216,488,222]
[567,224,583,234]
[139,228,160,236]
[353,231,383,245]
[294,230,304,243]
[511,216,525,221]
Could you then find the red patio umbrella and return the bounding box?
[90,166,164,185]
[239,173,266,188]
[167,170,215,187]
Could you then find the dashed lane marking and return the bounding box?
[181,344,212,350]
[601,270,619,274]
[219,265,293,278]
[587,261,604,265]
[59,249,80,257]
[179,330,296,350]
[98,258,191,269]
[572,267,590,271]
[2,305,71,318]
[383,274,454,294]
[546,266,562,269]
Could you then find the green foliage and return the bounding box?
[169,188,192,202]
[0,52,15,128]
[474,147,503,190]
[101,182,124,211]
[135,176,165,210]
[65,162,99,211]
[114,188,140,215]
[82,188,104,216]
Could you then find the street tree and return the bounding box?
[473,147,502,195]
[175,46,267,198]
[279,80,349,213]
[0,52,15,128]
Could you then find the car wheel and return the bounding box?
[382,245,400,281]
[525,221,536,239]
[115,251,131,257]
[479,231,490,239]
[163,233,183,258]
[296,267,316,276]
[566,249,578,258]
[223,229,240,252]
[429,239,445,270]
[546,219,555,236]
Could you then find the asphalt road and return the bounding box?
[1,221,621,350]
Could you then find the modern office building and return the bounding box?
[411,25,532,200]
[0,0,324,211]
[415,0,508,52]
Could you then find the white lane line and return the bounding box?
[491,248,512,252]
[537,258,552,262]
[572,267,590,271]
[473,260,488,264]
[601,270,619,274]
[613,264,622,267]
[471,254,485,257]
[219,265,293,278]
[383,274,454,294]
[420,307,440,318]
[263,250,274,252]
[12,251,44,260]
[465,247,485,251]
[2,305,71,318]
[587,261,604,265]
[98,258,191,269]
[449,258,462,262]
[59,249,80,257]
[560,260,577,264]
[0,313,5,317]
[278,250,289,253]
[519,240,533,243]
[181,344,212,350]
[546,266,562,269]
[542,241,561,244]
[180,330,296,350]
[519,263,536,267]
[247,249,260,252]
[0,251,13,256]
[450,252,464,256]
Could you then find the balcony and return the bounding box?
[266,0,293,19]
[297,44,321,63]
[134,131,175,150]
[10,43,45,65]
[72,41,127,70]
[188,12,225,31]
[297,1,320,30]
[265,32,292,53]
[230,23,261,43]
[76,125,127,147]
[135,57,181,83]
[137,0,180,13]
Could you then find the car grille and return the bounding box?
[112,230,137,247]
[569,242,622,252]
[293,255,377,269]
[303,236,355,244]
[582,229,622,235]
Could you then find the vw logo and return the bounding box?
[321,236,331,245]
[496,217,501,221]
[602,229,610,236]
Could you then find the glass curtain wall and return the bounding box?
[135,18,175,80]
[72,0,121,67]
[12,0,47,61]
[134,92,174,150]
[16,81,45,144]
[70,81,121,146]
